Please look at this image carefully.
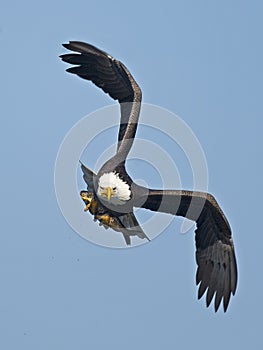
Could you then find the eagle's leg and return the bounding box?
[90,200,98,214]
[80,191,111,227]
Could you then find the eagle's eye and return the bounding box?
[112,187,117,191]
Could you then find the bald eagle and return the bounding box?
[60,41,237,312]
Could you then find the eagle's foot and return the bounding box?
[96,214,111,226]
[80,192,93,211]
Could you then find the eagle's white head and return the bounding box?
[97,172,131,205]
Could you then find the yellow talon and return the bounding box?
[84,202,91,211]
[96,214,111,225]
[80,193,90,200]
[80,193,93,211]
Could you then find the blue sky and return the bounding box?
[1,0,263,348]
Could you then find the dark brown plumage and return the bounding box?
[141,190,237,312]
[60,41,141,159]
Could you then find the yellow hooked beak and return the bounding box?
[100,187,115,201]
[106,187,112,201]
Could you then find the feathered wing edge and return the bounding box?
[139,189,237,311]
[80,162,149,245]
[60,41,142,159]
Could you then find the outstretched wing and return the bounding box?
[80,163,149,245]
[140,189,237,312]
[60,41,142,157]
